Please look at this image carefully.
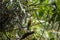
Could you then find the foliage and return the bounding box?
[0,0,60,40]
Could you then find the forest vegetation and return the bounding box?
[0,0,60,40]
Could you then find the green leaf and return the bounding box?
[32,37,37,40]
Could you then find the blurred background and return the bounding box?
[0,0,60,40]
